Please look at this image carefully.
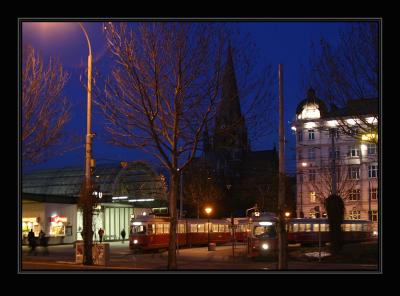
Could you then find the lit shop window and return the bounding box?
[22,217,41,238]
[49,216,67,237]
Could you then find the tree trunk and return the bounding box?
[168,171,179,269]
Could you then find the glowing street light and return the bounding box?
[205,207,213,251]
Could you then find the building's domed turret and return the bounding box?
[296,88,328,120]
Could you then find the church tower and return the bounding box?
[213,46,249,158]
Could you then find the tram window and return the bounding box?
[305,224,312,232]
[212,224,218,232]
[132,225,146,234]
[313,224,319,231]
[198,224,205,233]
[350,224,356,231]
[355,224,362,231]
[253,225,276,238]
[178,224,185,233]
[298,224,305,232]
[190,224,197,233]
[293,224,298,232]
[148,224,155,235]
[156,223,164,234]
[344,224,351,232]
[164,223,170,234]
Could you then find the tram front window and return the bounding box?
[132,225,146,234]
[254,225,276,238]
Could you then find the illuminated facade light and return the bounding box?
[132,222,142,226]
[127,198,155,202]
[112,196,128,200]
[301,162,308,167]
[346,118,357,125]
[299,103,321,120]
[326,120,338,127]
[361,133,377,141]
[291,126,297,131]
[259,221,273,226]
[304,122,316,129]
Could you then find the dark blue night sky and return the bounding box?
[22,21,351,174]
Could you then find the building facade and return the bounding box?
[22,161,168,244]
[291,89,378,231]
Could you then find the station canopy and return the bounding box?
[22,161,168,206]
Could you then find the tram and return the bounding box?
[129,215,231,251]
[286,218,374,246]
[246,213,278,258]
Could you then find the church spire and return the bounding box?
[213,45,248,154]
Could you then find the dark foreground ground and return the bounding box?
[20,240,379,272]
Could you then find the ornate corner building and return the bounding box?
[291,88,379,231]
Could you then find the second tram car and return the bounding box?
[129,215,231,251]
[287,218,373,246]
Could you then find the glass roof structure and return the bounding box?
[22,161,168,203]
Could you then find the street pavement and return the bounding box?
[21,242,378,271]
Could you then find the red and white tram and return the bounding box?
[287,218,374,246]
[129,215,231,251]
[246,213,278,258]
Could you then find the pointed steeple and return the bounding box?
[213,45,248,154]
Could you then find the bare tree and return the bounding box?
[307,160,358,212]
[306,23,379,144]
[22,45,71,164]
[96,23,226,269]
[183,163,223,219]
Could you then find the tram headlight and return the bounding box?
[262,243,269,250]
[133,239,138,244]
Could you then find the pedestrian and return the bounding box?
[98,228,104,243]
[27,229,37,255]
[39,230,49,255]
[121,229,126,243]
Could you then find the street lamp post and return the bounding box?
[205,207,212,251]
[78,23,95,265]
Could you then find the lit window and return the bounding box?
[310,191,316,203]
[369,165,378,178]
[308,129,315,140]
[367,143,376,155]
[348,166,360,180]
[371,210,378,222]
[348,146,360,157]
[349,209,361,220]
[369,188,378,200]
[348,189,361,201]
